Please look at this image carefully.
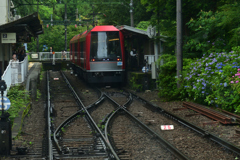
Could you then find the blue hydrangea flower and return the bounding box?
[224,82,227,87]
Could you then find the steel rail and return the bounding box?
[104,91,132,108]
[60,71,120,160]
[183,102,232,124]
[130,92,240,157]
[52,75,104,154]
[46,71,53,160]
[103,92,131,155]
[103,93,121,108]
[104,92,189,160]
[86,94,105,110]
[85,87,105,110]
[122,107,190,160]
[53,109,84,153]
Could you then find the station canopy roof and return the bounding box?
[117,25,149,37]
[0,12,43,43]
[117,25,166,42]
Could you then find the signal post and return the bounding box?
[0,80,12,156]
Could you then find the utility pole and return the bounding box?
[37,2,39,52]
[76,8,78,20]
[176,0,182,88]
[130,0,134,27]
[64,3,67,51]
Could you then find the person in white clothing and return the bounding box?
[130,48,138,70]
[11,54,19,84]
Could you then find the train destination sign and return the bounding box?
[0,96,11,111]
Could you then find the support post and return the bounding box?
[37,2,39,52]
[30,78,37,100]
[0,81,11,156]
[65,4,67,51]
[130,0,134,27]
[176,0,183,88]
[1,91,3,116]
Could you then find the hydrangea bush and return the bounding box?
[180,46,240,113]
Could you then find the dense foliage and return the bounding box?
[156,54,179,100]
[12,1,240,114]
[185,2,240,57]
[4,85,30,122]
[158,47,240,114]
[27,25,89,52]
[13,0,93,51]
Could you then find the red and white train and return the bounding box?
[69,25,125,84]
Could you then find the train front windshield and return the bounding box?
[90,31,122,61]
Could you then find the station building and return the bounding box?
[0,0,43,76]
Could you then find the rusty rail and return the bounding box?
[183,102,232,124]
[219,109,240,123]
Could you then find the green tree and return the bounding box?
[140,0,237,56]
[92,0,152,26]
[28,25,88,52]
[185,2,240,57]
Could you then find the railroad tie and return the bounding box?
[202,121,219,126]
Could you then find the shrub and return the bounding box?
[181,46,240,113]
[157,54,179,100]
[4,85,30,123]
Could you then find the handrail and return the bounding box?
[1,57,28,96]
[28,52,71,61]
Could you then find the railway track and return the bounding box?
[59,72,240,159]
[132,91,240,159]
[47,70,118,160]
[50,71,190,159]
[99,88,240,159]
[103,93,187,160]
[3,70,240,160]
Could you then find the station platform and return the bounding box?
[12,62,42,138]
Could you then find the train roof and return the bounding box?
[91,25,119,32]
[70,25,119,43]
